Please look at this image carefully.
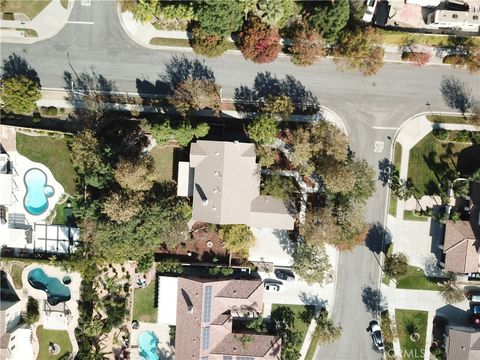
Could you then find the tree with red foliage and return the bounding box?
[401,51,431,66]
[238,16,281,64]
[289,20,325,66]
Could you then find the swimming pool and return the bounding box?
[138,331,159,360]
[27,268,71,306]
[23,168,55,216]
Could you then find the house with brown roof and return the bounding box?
[177,140,296,230]
[175,277,281,360]
[444,325,480,360]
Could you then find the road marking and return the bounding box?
[81,0,91,6]
[371,126,399,130]
[374,141,384,153]
[67,21,95,25]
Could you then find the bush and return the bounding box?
[137,253,155,273]
[41,106,58,117]
[470,131,480,144]
[157,258,183,274]
[59,108,65,114]
[401,51,431,66]
[3,13,14,21]
[443,54,466,65]
[190,24,230,58]
[32,114,42,124]
[432,128,448,140]
[238,16,281,64]
[454,130,470,142]
[25,297,39,325]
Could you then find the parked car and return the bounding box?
[274,269,295,282]
[264,282,281,292]
[369,321,384,351]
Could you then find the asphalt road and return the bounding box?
[1,1,479,359]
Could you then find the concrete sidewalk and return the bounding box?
[0,0,73,44]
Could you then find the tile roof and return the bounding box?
[444,220,479,273]
[446,326,480,360]
[211,333,282,357]
[216,279,263,299]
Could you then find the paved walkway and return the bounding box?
[0,0,73,44]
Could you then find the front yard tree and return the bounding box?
[168,79,221,116]
[334,198,368,250]
[301,207,341,247]
[196,0,244,37]
[334,26,385,76]
[114,156,154,191]
[312,311,342,345]
[1,76,41,114]
[150,119,210,147]
[310,0,350,44]
[289,20,325,67]
[132,0,158,23]
[190,24,230,58]
[247,114,278,145]
[292,242,331,285]
[238,16,281,64]
[440,280,465,304]
[219,224,255,258]
[383,253,409,280]
[261,95,294,120]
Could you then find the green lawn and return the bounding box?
[52,199,75,226]
[382,244,394,285]
[388,142,403,216]
[149,37,191,47]
[403,210,429,222]
[395,310,428,360]
[150,146,175,182]
[427,115,470,124]
[10,264,24,289]
[271,304,314,354]
[60,0,68,9]
[36,326,72,360]
[380,30,480,47]
[16,133,77,195]
[396,266,442,291]
[133,281,157,323]
[1,0,51,20]
[408,133,469,196]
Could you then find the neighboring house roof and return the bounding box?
[181,140,295,230]
[175,277,280,360]
[444,220,479,273]
[445,326,480,360]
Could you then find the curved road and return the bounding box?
[1,1,478,359]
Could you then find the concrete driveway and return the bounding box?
[249,228,293,267]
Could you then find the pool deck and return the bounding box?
[22,264,81,358]
[131,322,174,360]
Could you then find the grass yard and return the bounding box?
[150,146,175,182]
[271,304,314,354]
[60,0,68,9]
[395,310,428,360]
[133,280,157,323]
[403,210,429,222]
[396,266,442,291]
[52,199,75,226]
[389,142,403,216]
[1,0,51,20]
[380,30,480,47]
[407,133,469,196]
[427,115,471,124]
[16,133,77,195]
[10,263,24,289]
[36,326,72,360]
[382,244,394,285]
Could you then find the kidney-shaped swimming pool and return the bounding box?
[28,268,71,306]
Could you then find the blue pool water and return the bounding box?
[28,268,71,306]
[138,331,159,360]
[23,168,54,216]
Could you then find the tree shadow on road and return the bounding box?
[377,158,397,187]
[365,222,391,255]
[1,53,41,86]
[440,75,473,115]
[299,292,327,309]
[361,286,387,318]
[234,71,320,115]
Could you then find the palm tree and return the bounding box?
[83,318,104,338]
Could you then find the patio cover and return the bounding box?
[177,161,194,197]
[157,276,178,325]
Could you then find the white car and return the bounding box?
[369,321,384,351]
[264,282,281,292]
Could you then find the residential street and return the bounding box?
[1,1,479,359]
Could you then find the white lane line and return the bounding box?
[371,126,399,130]
[67,21,95,25]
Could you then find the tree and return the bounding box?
[150,119,209,146]
[289,20,325,67]
[25,297,39,325]
[247,316,267,332]
[348,158,376,202]
[102,191,144,223]
[334,26,384,76]
[69,130,112,189]
[310,0,350,44]
[261,174,297,200]
[83,318,104,338]
[301,206,341,247]
[196,0,244,37]
[157,258,184,274]
[114,157,154,191]
[440,280,465,304]
[261,95,294,120]
[441,37,480,73]
[1,76,41,114]
[257,146,277,167]
[190,24,230,58]
[240,0,258,20]
[256,0,284,26]
[132,0,158,23]
[247,114,278,144]
[168,79,221,116]
[333,197,368,251]
[312,311,342,345]
[316,159,356,194]
[219,224,255,258]
[292,242,331,285]
[238,16,281,64]
[402,50,431,67]
[384,253,409,280]
[137,252,155,273]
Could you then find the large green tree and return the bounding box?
[384,252,409,280]
[132,0,158,23]
[310,0,350,44]
[219,224,255,258]
[292,242,331,285]
[196,0,244,37]
[1,76,41,114]
[114,156,154,191]
[150,119,209,147]
[247,113,278,144]
[256,0,284,26]
[190,24,230,58]
[168,79,221,116]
